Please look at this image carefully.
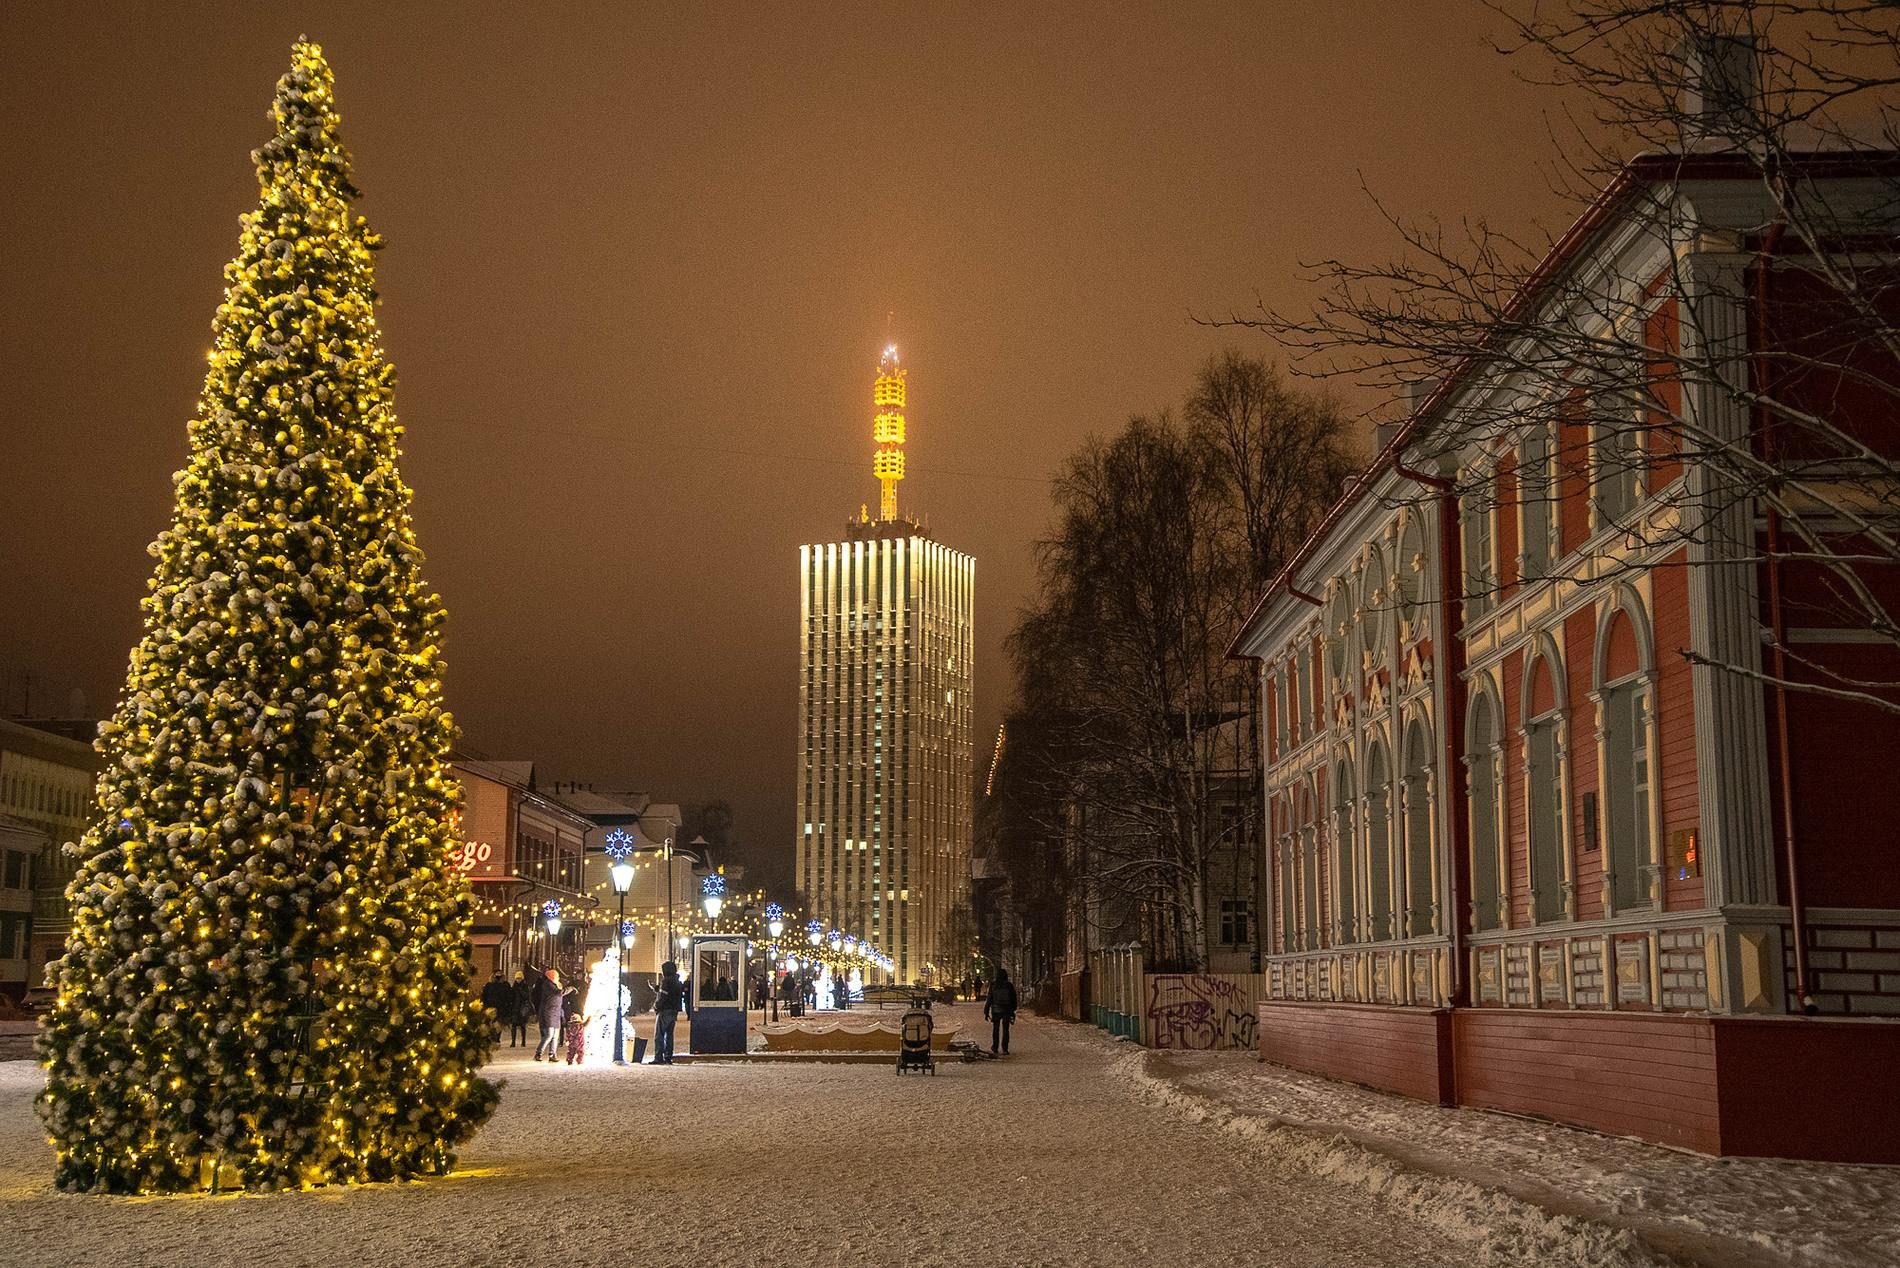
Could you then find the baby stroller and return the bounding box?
[896,995,935,1075]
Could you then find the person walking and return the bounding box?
[533,968,565,1062]
[508,970,533,1048]
[652,960,685,1065]
[984,968,1018,1056]
[479,970,511,1044]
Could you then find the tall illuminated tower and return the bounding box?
[797,340,974,985]
[873,344,906,521]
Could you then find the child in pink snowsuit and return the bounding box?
[563,988,586,1065]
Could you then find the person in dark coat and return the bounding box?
[652,960,685,1064]
[508,970,533,1047]
[479,970,511,1043]
[984,968,1018,1055]
[533,968,565,1062]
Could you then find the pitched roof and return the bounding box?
[1228,147,1900,658]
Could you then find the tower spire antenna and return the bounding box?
[872,323,906,522]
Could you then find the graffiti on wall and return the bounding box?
[1145,974,1258,1050]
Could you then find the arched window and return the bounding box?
[1402,719,1436,937]
[1597,600,1656,914]
[1591,351,1646,529]
[1467,690,1504,931]
[1297,638,1319,742]
[1333,759,1357,943]
[1277,795,1298,952]
[1286,661,1303,745]
[1519,418,1558,578]
[1524,642,1569,924]
[1300,786,1321,950]
[1462,476,1497,623]
[1365,740,1393,941]
[1267,673,1283,757]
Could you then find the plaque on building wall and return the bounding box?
[1477,948,1502,1004]
[1538,944,1566,1003]
[1580,791,1600,853]
[1668,829,1701,880]
[1616,937,1651,1004]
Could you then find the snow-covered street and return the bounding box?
[5,1005,1895,1267]
[0,1006,1473,1268]
[1128,1045,1900,1268]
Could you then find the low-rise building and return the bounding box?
[0,816,47,1000]
[0,717,101,994]
[452,758,595,985]
[1234,149,1900,1163]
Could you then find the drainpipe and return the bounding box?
[1396,457,1472,1011]
[1753,218,1814,1013]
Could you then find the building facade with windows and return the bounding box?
[0,717,102,995]
[796,343,975,984]
[452,758,596,985]
[1235,152,1900,1163]
[0,816,46,1000]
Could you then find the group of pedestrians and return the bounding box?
[478,960,1022,1063]
[479,966,586,1064]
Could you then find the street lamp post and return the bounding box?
[764,903,785,1022]
[606,829,636,1067]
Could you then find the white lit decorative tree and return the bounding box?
[35,38,497,1192]
[583,951,627,1064]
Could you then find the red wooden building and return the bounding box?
[1234,150,1900,1163]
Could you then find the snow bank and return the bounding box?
[1113,1043,1656,1268]
[1115,1039,1900,1268]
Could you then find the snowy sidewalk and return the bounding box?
[1117,1039,1900,1268]
[0,1005,1469,1267]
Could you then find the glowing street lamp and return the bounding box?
[604,829,637,1067]
[763,901,785,1020]
[540,899,563,983]
[701,873,725,921]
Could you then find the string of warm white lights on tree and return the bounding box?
[35,39,496,1194]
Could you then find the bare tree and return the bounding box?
[995,356,1356,971]
[1224,2,1900,716]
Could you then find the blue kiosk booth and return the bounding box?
[688,934,749,1054]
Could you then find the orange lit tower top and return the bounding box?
[872,343,906,521]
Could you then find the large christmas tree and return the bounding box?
[37,38,497,1193]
